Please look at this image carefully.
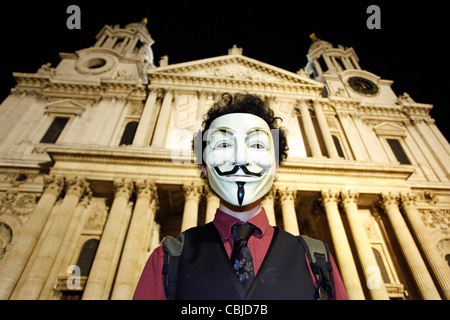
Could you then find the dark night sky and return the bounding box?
[1,1,448,140]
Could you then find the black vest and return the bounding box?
[174,223,316,300]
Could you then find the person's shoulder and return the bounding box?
[273,226,301,241]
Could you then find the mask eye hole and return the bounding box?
[248,142,266,150]
[215,142,232,149]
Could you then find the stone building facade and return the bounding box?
[0,22,449,300]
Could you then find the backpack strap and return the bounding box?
[161,232,185,300]
[298,235,334,300]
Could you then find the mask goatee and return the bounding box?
[236,182,245,206]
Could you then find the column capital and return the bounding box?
[400,192,417,209]
[43,175,64,196]
[135,180,157,200]
[320,189,340,204]
[163,88,174,96]
[277,187,297,203]
[205,188,218,201]
[295,98,311,106]
[380,191,399,208]
[78,194,91,208]
[262,188,276,202]
[149,87,162,96]
[340,189,359,206]
[197,89,212,99]
[113,178,134,199]
[65,176,90,198]
[183,183,203,202]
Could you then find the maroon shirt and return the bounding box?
[133,208,348,300]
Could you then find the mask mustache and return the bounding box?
[213,165,266,177]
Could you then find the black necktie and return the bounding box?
[231,224,255,290]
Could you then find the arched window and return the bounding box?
[76,239,99,277]
[332,135,345,158]
[119,121,138,146]
[372,248,390,283]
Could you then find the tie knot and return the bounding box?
[232,224,255,242]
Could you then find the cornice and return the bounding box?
[45,145,203,184]
[45,144,415,182]
[400,102,434,122]
[46,144,190,165]
[280,157,415,180]
[151,55,320,84]
[11,72,147,101]
[148,54,323,96]
[148,73,322,96]
[322,96,429,123]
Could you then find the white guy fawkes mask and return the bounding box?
[203,113,277,206]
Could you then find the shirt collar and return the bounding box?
[213,207,271,241]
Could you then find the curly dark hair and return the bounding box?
[192,92,289,168]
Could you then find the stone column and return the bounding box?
[205,189,220,224]
[83,179,134,300]
[148,221,161,255]
[181,183,203,232]
[195,90,208,131]
[13,177,89,300]
[321,189,365,300]
[400,192,450,299]
[380,192,441,300]
[313,101,339,159]
[133,88,159,146]
[152,89,173,147]
[298,100,322,157]
[261,189,276,226]
[111,180,157,300]
[341,190,389,300]
[278,188,299,236]
[0,176,64,300]
[39,194,91,300]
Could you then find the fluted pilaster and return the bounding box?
[111,180,158,300]
[13,177,89,300]
[380,192,441,300]
[321,189,365,299]
[152,89,173,147]
[0,176,64,300]
[83,178,134,300]
[298,100,322,157]
[400,192,450,299]
[341,190,389,300]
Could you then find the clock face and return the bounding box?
[348,77,379,95]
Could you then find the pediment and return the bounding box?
[45,99,85,116]
[373,122,406,137]
[148,54,323,91]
